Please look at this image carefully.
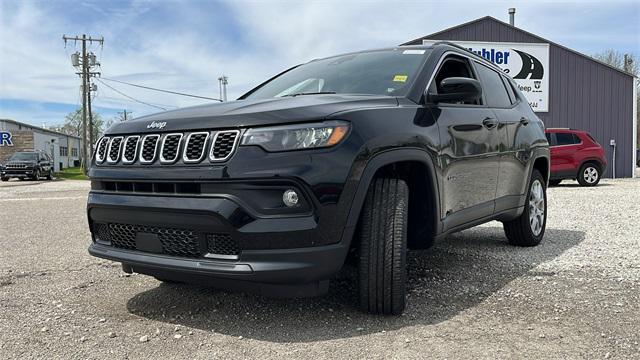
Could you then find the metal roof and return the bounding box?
[0,118,82,140]
[402,16,637,78]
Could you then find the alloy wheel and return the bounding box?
[583,166,598,184]
[528,179,545,236]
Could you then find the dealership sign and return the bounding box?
[423,40,550,112]
[0,131,13,146]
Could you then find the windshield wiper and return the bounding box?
[281,91,336,97]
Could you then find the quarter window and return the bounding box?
[475,64,512,108]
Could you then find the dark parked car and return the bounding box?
[545,128,607,186]
[87,42,550,315]
[1,150,54,181]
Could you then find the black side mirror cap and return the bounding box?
[428,77,482,104]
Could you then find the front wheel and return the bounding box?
[577,163,601,186]
[46,170,53,180]
[1,177,8,182]
[358,178,409,315]
[503,169,546,247]
[32,169,40,181]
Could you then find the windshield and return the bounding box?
[9,152,38,161]
[244,48,430,100]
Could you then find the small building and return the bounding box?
[0,119,83,172]
[404,16,638,178]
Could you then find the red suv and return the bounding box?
[545,128,607,186]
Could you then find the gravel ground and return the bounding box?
[0,177,639,359]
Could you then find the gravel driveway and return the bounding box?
[0,178,638,359]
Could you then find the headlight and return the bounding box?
[241,121,349,152]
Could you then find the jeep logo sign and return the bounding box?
[0,131,13,146]
[423,40,550,112]
[147,121,167,130]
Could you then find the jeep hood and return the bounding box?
[105,94,398,135]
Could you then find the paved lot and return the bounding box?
[1,177,639,359]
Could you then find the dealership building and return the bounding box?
[404,16,638,178]
[0,119,83,172]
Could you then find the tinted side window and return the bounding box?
[475,64,511,108]
[429,56,480,105]
[555,133,578,146]
[545,133,552,144]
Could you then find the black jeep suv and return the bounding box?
[1,150,54,181]
[87,43,549,315]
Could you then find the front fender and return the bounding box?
[339,147,441,245]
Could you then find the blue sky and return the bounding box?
[1,0,639,128]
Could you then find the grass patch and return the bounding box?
[55,167,88,180]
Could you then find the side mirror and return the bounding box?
[428,77,482,104]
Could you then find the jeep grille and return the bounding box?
[95,130,240,166]
[210,130,240,161]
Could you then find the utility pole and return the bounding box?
[63,34,103,174]
[117,110,133,121]
[218,75,228,102]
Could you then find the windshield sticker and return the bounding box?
[393,75,408,82]
[402,49,425,55]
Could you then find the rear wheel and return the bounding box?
[358,178,408,315]
[548,179,562,187]
[577,163,601,186]
[503,169,546,247]
[46,170,53,180]
[1,177,8,182]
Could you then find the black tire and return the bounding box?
[503,169,546,247]
[1,177,8,182]
[548,179,562,187]
[358,178,409,315]
[32,169,40,181]
[577,163,601,187]
[46,170,53,180]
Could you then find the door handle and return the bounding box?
[482,118,498,129]
[520,117,529,125]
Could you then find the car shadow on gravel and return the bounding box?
[126,226,584,343]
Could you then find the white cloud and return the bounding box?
[1,0,638,126]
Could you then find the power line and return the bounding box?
[100,77,223,102]
[96,78,167,111]
[97,95,178,109]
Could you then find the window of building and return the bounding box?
[60,146,68,157]
[475,64,512,108]
[71,148,78,157]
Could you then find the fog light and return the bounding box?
[283,189,299,207]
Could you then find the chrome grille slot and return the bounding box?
[160,133,183,163]
[96,137,110,163]
[183,132,209,163]
[210,130,240,161]
[107,137,123,163]
[139,135,160,164]
[122,136,140,164]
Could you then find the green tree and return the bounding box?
[58,108,105,141]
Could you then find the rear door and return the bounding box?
[550,132,582,177]
[426,54,501,231]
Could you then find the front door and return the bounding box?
[426,55,500,231]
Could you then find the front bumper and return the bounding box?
[2,169,34,177]
[87,184,351,295]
